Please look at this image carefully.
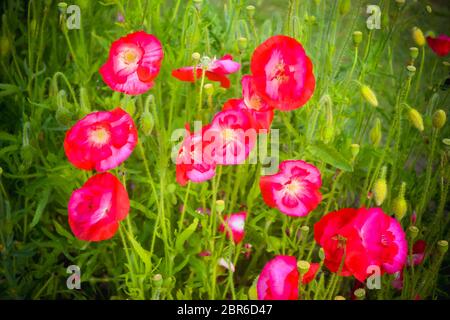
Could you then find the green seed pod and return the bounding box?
[193,0,203,11]
[204,83,214,96]
[353,31,363,46]
[412,27,426,47]
[437,240,448,255]
[57,2,68,13]
[408,108,424,132]
[361,85,378,107]
[393,182,407,221]
[300,225,310,234]
[246,5,255,18]
[432,109,446,129]
[192,52,201,62]
[408,226,419,240]
[370,118,382,146]
[339,0,351,15]
[354,288,366,300]
[215,200,225,214]
[406,65,416,77]
[152,274,163,288]
[237,37,248,52]
[373,166,387,206]
[297,260,310,276]
[409,47,419,59]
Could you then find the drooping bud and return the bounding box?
[393,182,407,221]
[140,108,154,137]
[353,31,363,46]
[370,118,382,146]
[412,27,426,47]
[373,166,387,206]
[55,90,72,125]
[407,107,424,132]
[361,85,378,107]
[432,109,446,129]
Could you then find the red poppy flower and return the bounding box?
[314,207,407,282]
[203,109,256,165]
[219,212,247,244]
[175,124,216,186]
[259,160,322,217]
[64,108,138,172]
[250,35,315,111]
[257,255,299,300]
[99,31,163,95]
[68,172,130,242]
[301,262,320,284]
[426,34,450,57]
[408,240,426,266]
[172,54,240,88]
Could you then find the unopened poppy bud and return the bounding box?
[370,118,382,146]
[393,182,407,221]
[351,144,360,159]
[426,5,432,13]
[237,37,248,52]
[361,85,378,107]
[0,36,10,57]
[297,260,310,276]
[123,98,136,117]
[140,110,154,136]
[432,109,446,129]
[339,0,351,15]
[191,52,201,62]
[79,87,91,115]
[373,166,387,206]
[193,0,203,11]
[319,247,325,261]
[322,126,334,143]
[406,65,416,77]
[408,226,419,239]
[407,107,424,132]
[354,288,366,300]
[152,274,163,287]
[412,27,426,47]
[246,5,255,18]
[409,47,419,59]
[353,31,363,46]
[437,240,448,255]
[335,295,346,300]
[215,200,225,214]
[248,282,258,300]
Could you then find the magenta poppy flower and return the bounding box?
[204,109,256,165]
[64,108,138,172]
[257,255,299,300]
[314,207,407,282]
[301,262,320,285]
[175,124,216,186]
[250,35,315,111]
[99,31,163,95]
[172,54,240,88]
[219,212,247,244]
[259,160,322,217]
[68,172,130,242]
[426,34,450,57]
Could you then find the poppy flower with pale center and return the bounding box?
[426,34,450,57]
[259,160,322,217]
[64,108,138,172]
[204,109,256,165]
[314,207,407,282]
[172,54,240,88]
[219,212,247,244]
[250,35,315,111]
[99,31,163,95]
[175,124,216,186]
[68,172,130,242]
[257,255,299,300]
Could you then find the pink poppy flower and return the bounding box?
[99,31,163,95]
[64,108,138,172]
[259,160,322,217]
[68,172,130,242]
[301,262,320,285]
[204,109,256,165]
[250,35,315,111]
[175,124,216,186]
[219,212,247,244]
[408,240,426,266]
[257,255,299,300]
[172,54,240,88]
[314,207,407,282]
[426,34,450,57]
[222,99,274,131]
